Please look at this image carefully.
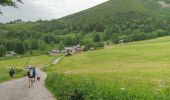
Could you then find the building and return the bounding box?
[119,40,124,44]
[48,49,60,56]
[64,45,84,54]
[6,51,16,57]
[61,50,68,55]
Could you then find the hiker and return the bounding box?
[9,67,15,80]
[33,67,37,82]
[27,67,34,88]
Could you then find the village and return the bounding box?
[4,40,108,57]
[4,40,124,57]
[4,44,94,57]
[48,44,90,56]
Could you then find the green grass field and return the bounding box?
[0,55,56,83]
[46,36,170,100]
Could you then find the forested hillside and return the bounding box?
[1,0,170,56]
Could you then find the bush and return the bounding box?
[111,34,119,44]
[46,73,109,100]
[93,34,101,42]
[156,30,168,37]
[94,42,104,49]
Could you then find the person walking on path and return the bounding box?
[27,67,34,88]
[9,67,15,80]
[33,67,37,82]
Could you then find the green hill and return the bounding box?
[34,0,170,33]
[1,0,170,56]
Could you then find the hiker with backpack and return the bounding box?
[27,67,34,88]
[9,67,15,80]
[33,67,37,82]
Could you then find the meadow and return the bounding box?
[0,55,56,83]
[46,36,170,100]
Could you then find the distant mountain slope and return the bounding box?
[33,0,170,33]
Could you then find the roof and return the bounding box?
[6,51,16,54]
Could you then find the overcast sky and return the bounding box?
[0,0,108,23]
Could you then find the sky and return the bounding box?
[0,0,108,23]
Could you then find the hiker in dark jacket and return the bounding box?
[27,67,34,88]
[33,67,37,82]
[9,68,15,80]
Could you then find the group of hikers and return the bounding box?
[9,66,40,88]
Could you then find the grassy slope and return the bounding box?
[76,0,170,18]
[25,0,170,33]
[56,0,170,26]
[0,55,56,83]
[46,36,170,99]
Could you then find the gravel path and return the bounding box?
[52,56,64,65]
[0,69,56,100]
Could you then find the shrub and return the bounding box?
[46,73,105,100]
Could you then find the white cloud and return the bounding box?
[0,0,108,23]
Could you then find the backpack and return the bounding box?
[10,69,14,74]
[29,69,34,77]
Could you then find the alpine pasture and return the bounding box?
[46,36,170,100]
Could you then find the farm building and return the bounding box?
[119,40,124,44]
[6,51,16,57]
[48,49,60,56]
[64,45,84,53]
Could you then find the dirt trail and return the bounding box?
[0,57,64,100]
[0,56,66,100]
[52,56,64,65]
[0,69,56,100]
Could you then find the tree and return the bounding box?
[43,34,56,44]
[156,29,168,37]
[104,26,113,40]
[94,42,104,49]
[93,34,101,42]
[0,0,22,14]
[98,42,104,48]
[84,40,94,51]
[4,40,15,51]
[31,40,39,50]
[38,40,47,51]
[23,40,31,50]
[112,34,119,44]
[58,41,65,51]
[0,45,6,57]
[15,42,25,54]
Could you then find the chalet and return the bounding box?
[61,50,68,55]
[81,46,86,51]
[48,49,60,56]
[74,44,83,53]
[60,44,85,55]
[90,47,95,50]
[65,47,75,53]
[6,51,16,57]
[64,45,84,53]
[119,40,124,44]
[75,47,82,52]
